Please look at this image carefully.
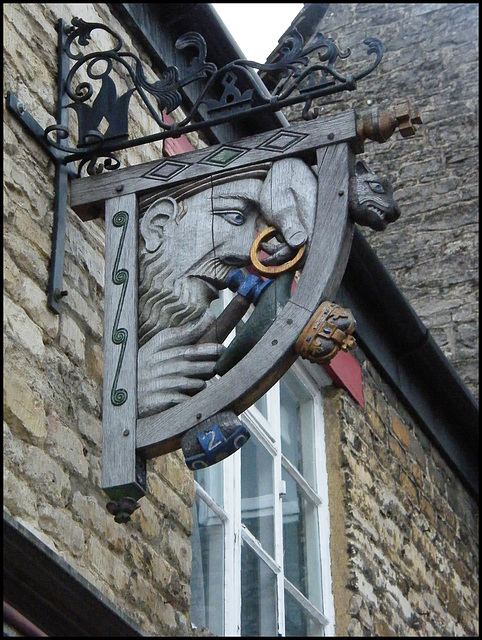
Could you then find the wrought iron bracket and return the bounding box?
[6,16,385,314]
[6,20,73,314]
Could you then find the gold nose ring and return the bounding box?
[250,226,306,277]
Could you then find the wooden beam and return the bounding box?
[102,195,144,501]
[69,111,357,220]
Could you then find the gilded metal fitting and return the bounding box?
[295,301,356,364]
[356,100,423,145]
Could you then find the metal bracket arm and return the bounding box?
[6,21,73,314]
[6,17,385,178]
[5,15,386,317]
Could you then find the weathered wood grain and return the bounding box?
[136,142,355,458]
[102,195,144,500]
[70,111,357,220]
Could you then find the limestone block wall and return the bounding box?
[284,3,479,401]
[324,364,479,636]
[3,4,201,635]
[281,4,479,636]
[4,4,478,638]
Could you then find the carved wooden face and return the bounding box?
[137,159,318,351]
[140,177,264,308]
[137,177,266,413]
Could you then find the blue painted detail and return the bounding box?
[198,424,226,453]
[226,268,245,291]
[185,424,251,470]
[226,269,272,304]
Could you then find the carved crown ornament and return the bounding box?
[6,16,422,522]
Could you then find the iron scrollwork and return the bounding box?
[15,17,384,176]
[44,18,218,175]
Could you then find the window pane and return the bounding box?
[241,540,277,637]
[254,393,268,419]
[191,495,225,636]
[284,588,324,637]
[280,374,304,472]
[282,470,322,607]
[194,462,224,508]
[241,435,275,556]
[280,370,317,489]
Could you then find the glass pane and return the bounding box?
[241,436,275,556]
[280,374,303,472]
[190,495,225,636]
[241,540,277,637]
[254,393,268,419]
[280,370,316,486]
[194,462,224,508]
[282,470,322,607]
[284,588,324,637]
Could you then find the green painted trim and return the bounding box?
[111,210,129,406]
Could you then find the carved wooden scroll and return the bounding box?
[70,104,419,515]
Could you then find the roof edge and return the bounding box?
[337,228,479,499]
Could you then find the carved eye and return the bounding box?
[216,211,246,226]
[368,181,385,194]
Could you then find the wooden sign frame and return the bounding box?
[70,111,358,501]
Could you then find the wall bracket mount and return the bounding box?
[6,16,385,314]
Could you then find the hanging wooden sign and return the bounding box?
[70,103,419,521]
[5,14,421,522]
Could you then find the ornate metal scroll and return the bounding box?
[5,15,384,316]
[7,17,384,177]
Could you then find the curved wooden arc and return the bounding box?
[136,142,355,458]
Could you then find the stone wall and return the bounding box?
[284,3,479,401]
[324,363,479,636]
[295,5,480,636]
[4,4,478,638]
[3,4,201,635]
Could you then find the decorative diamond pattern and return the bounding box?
[201,145,248,167]
[257,130,308,152]
[143,160,190,181]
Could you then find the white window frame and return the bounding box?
[192,291,336,636]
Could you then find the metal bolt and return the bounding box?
[338,190,345,196]
[54,289,68,301]
[114,511,132,524]
[115,184,124,193]
[123,429,130,437]
[327,132,335,140]
[17,102,25,115]
[196,413,202,420]
[106,496,141,524]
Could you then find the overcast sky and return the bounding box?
[212,3,304,62]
